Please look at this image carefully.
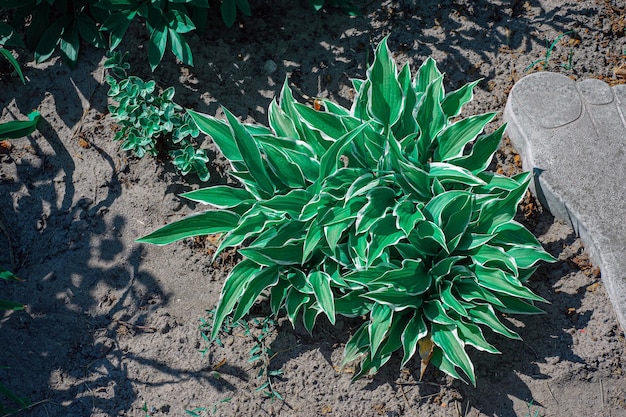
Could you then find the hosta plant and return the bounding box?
[138,37,555,385]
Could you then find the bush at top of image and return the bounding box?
[138,36,555,385]
[0,0,363,70]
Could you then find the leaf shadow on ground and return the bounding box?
[0,89,180,415]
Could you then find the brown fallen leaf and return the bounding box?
[0,140,12,154]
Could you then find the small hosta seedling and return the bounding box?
[139,37,555,385]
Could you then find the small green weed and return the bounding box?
[525,31,576,72]
[185,398,232,416]
[104,51,210,181]
[200,310,283,401]
[524,400,543,417]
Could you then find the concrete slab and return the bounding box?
[504,72,626,335]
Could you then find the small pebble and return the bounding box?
[264,60,278,74]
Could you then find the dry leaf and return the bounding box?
[418,334,434,380]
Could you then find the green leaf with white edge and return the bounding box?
[223,107,276,197]
[454,280,507,309]
[467,303,521,340]
[393,198,425,236]
[355,186,396,234]
[294,102,350,141]
[493,294,545,315]
[491,220,544,248]
[303,302,321,334]
[473,178,530,233]
[318,124,368,184]
[302,221,323,263]
[428,162,486,187]
[345,172,377,200]
[367,216,405,265]
[216,211,278,253]
[335,291,373,317]
[354,312,410,379]
[269,99,299,139]
[181,186,254,208]
[270,278,290,315]
[286,268,314,295]
[342,322,369,365]
[470,244,517,276]
[431,323,476,386]
[366,36,403,127]
[351,79,371,121]
[441,79,481,118]
[250,220,307,249]
[430,346,464,382]
[414,57,443,95]
[424,300,457,326]
[318,98,350,116]
[348,231,368,269]
[211,259,262,340]
[476,170,529,193]
[361,286,423,311]
[285,289,310,327]
[441,281,468,316]
[370,259,430,295]
[408,220,448,256]
[400,312,428,367]
[232,265,280,321]
[261,142,307,189]
[239,241,304,266]
[188,110,242,162]
[456,320,500,354]
[415,76,446,163]
[449,124,505,174]
[307,271,335,324]
[395,159,431,201]
[435,112,497,161]
[259,188,311,217]
[392,63,418,140]
[369,303,393,357]
[473,265,547,303]
[505,246,556,269]
[424,191,473,252]
[137,210,239,245]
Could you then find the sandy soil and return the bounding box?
[1,0,626,416]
